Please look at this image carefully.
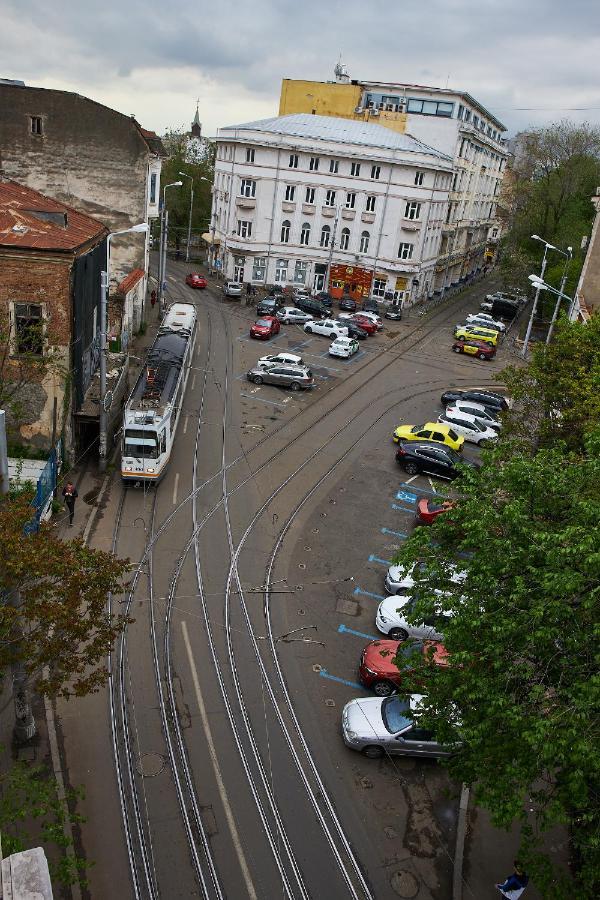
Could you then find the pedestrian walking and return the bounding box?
[62,481,79,527]
[150,289,157,308]
[246,282,251,296]
[495,861,529,899]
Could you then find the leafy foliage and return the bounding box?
[0,492,130,698]
[160,125,215,249]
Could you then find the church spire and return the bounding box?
[191,100,202,139]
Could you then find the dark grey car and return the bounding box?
[246,364,314,391]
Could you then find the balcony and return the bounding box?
[361,211,376,224]
[341,208,356,220]
[302,203,316,215]
[321,206,336,217]
[282,201,296,213]
[401,218,421,231]
[236,196,256,209]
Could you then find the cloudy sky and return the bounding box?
[2,0,600,138]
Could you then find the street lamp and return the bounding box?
[157,181,182,310]
[546,247,572,343]
[527,274,574,343]
[178,171,194,263]
[99,222,149,472]
[521,235,569,357]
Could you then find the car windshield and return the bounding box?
[410,426,423,434]
[124,429,158,459]
[381,697,413,734]
[255,319,271,327]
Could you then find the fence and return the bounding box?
[21,439,62,535]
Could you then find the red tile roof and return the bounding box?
[117,268,145,296]
[0,179,108,252]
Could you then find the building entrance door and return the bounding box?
[233,264,244,283]
[313,273,325,293]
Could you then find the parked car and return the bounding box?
[342,320,368,340]
[246,364,314,391]
[491,297,520,320]
[362,297,380,314]
[250,316,281,340]
[415,497,455,526]
[293,288,311,303]
[354,311,383,330]
[342,693,456,759]
[385,307,403,320]
[358,639,449,697]
[303,318,349,339]
[256,297,285,316]
[393,422,464,452]
[452,339,496,360]
[256,352,304,369]
[395,442,479,480]
[276,306,314,324]
[224,281,242,298]
[315,291,333,308]
[440,389,509,413]
[454,325,499,347]
[338,313,377,335]
[438,411,498,446]
[339,296,357,312]
[376,594,453,641]
[295,296,330,318]
[446,401,502,431]
[329,336,359,358]
[385,561,466,596]
[465,313,506,333]
[185,272,207,289]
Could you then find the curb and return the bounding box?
[452,783,470,900]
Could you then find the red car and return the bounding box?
[250,316,281,340]
[452,338,496,360]
[358,639,449,696]
[415,497,455,526]
[185,273,207,289]
[350,315,377,335]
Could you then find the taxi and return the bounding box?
[453,324,499,347]
[392,422,464,451]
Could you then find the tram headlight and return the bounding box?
[146,467,155,473]
[124,466,132,472]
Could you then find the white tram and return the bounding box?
[121,303,197,485]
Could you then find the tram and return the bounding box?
[121,302,197,485]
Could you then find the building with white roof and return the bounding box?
[211,113,453,304]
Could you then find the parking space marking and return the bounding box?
[368,554,391,567]
[338,623,379,641]
[391,502,416,514]
[381,527,409,539]
[428,478,438,492]
[398,482,443,497]
[353,586,385,601]
[404,475,419,484]
[396,489,417,504]
[239,392,287,408]
[318,669,363,690]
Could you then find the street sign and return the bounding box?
[215,260,222,270]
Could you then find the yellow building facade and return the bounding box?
[279,79,408,134]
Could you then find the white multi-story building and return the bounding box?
[211,114,453,305]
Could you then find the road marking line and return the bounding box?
[353,586,385,601]
[183,416,189,434]
[368,554,391,566]
[191,373,196,390]
[396,489,417,504]
[404,474,419,484]
[172,472,179,505]
[181,622,257,900]
[381,527,408,539]
[318,669,363,690]
[338,623,379,641]
[398,482,441,497]
[239,392,286,407]
[428,478,438,492]
[391,503,416,514]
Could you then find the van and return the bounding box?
[491,297,519,320]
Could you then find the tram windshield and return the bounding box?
[124,429,159,459]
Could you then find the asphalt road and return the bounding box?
[59,265,512,900]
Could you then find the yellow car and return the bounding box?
[392,422,464,451]
[454,324,499,347]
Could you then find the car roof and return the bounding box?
[452,400,490,413]
[442,410,483,426]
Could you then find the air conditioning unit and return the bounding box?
[385,104,394,112]
[355,106,364,114]
[371,109,379,117]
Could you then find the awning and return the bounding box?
[201,232,221,245]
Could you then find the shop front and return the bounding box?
[329,264,372,301]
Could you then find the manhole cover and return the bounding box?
[137,753,165,777]
[325,699,335,707]
[390,870,419,898]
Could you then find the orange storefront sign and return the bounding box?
[329,264,373,300]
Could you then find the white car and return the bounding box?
[438,411,498,446]
[480,300,493,311]
[465,313,506,333]
[342,694,454,759]
[376,594,453,641]
[447,400,502,432]
[224,281,242,298]
[384,561,466,596]
[257,352,304,369]
[329,336,359,358]
[304,318,349,339]
[276,306,314,324]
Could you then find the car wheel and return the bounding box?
[372,681,395,697]
[362,745,385,759]
[289,382,300,392]
[403,462,419,476]
[478,352,488,360]
[389,627,409,641]
[479,438,491,448]
[305,326,313,334]
[453,346,462,353]
[330,332,337,338]
[252,375,263,385]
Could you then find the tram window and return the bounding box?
[159,431,166,453]
[124,429,159,459]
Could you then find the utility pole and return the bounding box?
[546,248,572,344]
[0,409,8,495]
[324,207,340,294]
[98,269,108,472]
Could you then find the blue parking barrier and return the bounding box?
[391,503,416,514]
[368,554,391,566]
[338,623,379,641]
[353,586,385,601]
[381,527,409,539]
[396,489,417,504]
[318,669,363,690]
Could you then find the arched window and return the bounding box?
[300,222,311,246]
[360,230,370,253]
[320,225,331,248]
[281,220,291,243]
[340,228,350,250]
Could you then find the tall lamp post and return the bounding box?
[546,247,572,343]
[178,171,194,263]
[324,207,341,296]
[521,234,567,358]
[157,181,182,311]
[99,222,149,472]
[527,274,574,341]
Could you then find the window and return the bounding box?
[300,222,311,246]
[13,303,44,355]
[350,162,361,177]
[340,228,350,250]
[305,186,315,204]
[320,225,331,247]
[275,259,288,282]
[414,171,424,186]
[372,278,386,297]
[325,189,336,207]
[30,116,43,135]
[294,260,307,283]
[457,104,465,120]
[473,115,479,128]
[237,220,252,238]
[284,184,296,202]
[464,109,472,123]
[329,159,339,174]
[240,178,256,198]
[289,153,298,169]
[252,258,266,281]
[398,242,414,260]
[345,192,356,209]
[359,231,370,253]
[365,195,376,212]
[149,173,157,204]
[407,98,454,117]
[309,156,319,171]
[246,147,255,163]
[280,220,291,243]
[404,201,421,220]
[371,165,381,180]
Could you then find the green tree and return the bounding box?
[160,126,215,252]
